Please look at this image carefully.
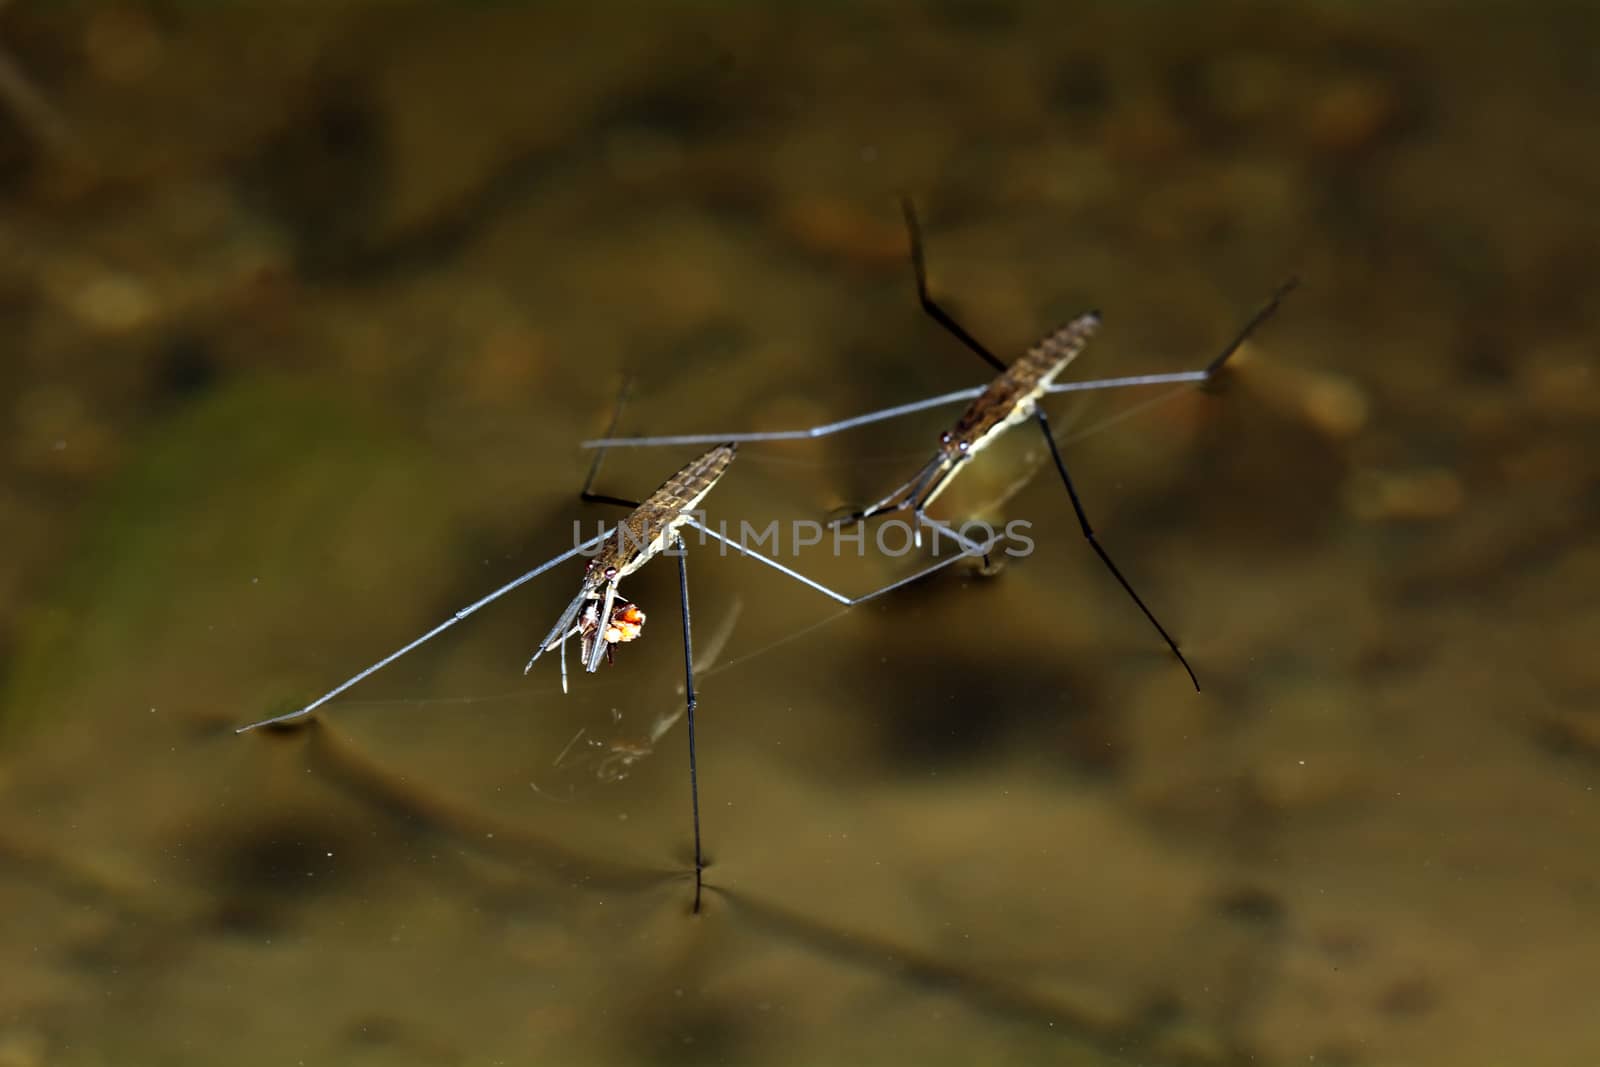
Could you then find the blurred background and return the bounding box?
[1,3,1596,1065]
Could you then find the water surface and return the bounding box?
[2,4,1597,1065]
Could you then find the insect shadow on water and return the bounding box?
[236,390,991,913]
[584,198,1299,690]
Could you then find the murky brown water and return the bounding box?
[2,4,1597,1065]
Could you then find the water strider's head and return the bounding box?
[573,550,650,668]
[531,557,638,686]
[581,554,620,595]
[937,428,974,463]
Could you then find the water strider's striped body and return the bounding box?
[945,313,1100,457]
[588,444,737,583]
[902,313,1100,513]
[537,443,737,680]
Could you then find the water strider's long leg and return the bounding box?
[673,533,705,914]
[581,380,643,509]
[525,586,589,688]
[682,515,985,608]
[581,272,1297,454]
[580,369,1243,451]
[236,529,613,733]
[828,453,947,528]
[584,583,621,675]
[581,387,987,449]
[1033,408,1199,691]
[917,515,999,561]
[900,196,1007,373]
[1035,277,1300,454]
[832,456,980,557]
[583,490,642,509]
[1044,370,1207,396]
[903,192,1298,386]
[1203,277,1300,376]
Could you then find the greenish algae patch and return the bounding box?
[0,378,460,746]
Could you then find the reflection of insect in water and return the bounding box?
[584,198,1298,691]
[238,406,986,912]
[542,599,744,791]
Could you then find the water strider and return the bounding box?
[584,199,1298,690]
[237,403,990,911]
